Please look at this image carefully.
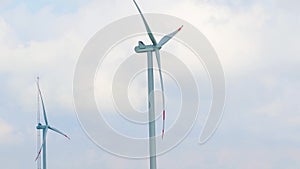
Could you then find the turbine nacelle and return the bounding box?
[36,124,48,129]
[134,43,161,53]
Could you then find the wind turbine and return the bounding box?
[35,77,70,169]
[36,77,42,169]
[132,1,183,169]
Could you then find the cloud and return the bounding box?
[165,1,269,75]
[0,118,22,145]
[0,0,299,169]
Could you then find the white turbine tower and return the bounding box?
[35,77,70,169]
[132,1,183,169]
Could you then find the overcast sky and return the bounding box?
[0,0,299,169]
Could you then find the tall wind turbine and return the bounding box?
[35,77,70,169]
[36,77,42,169]
[132,1,183,169]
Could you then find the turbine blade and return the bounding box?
[157,25,183,48]
[154,49,166,139]
[35,143,43,161]
[36,129,42,168]
[36,79,49,125]
[35,128,47,161]
[49,126,70,140]
[133,0,157,45]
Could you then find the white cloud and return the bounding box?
[0,118,21,144]
[0,0,299,169]
[0,0,277,113]
[164,1,269,76]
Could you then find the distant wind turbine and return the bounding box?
[35,77,70,169]
[132,1,183,169]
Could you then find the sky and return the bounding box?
[0,0,299,169]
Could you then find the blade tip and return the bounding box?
[178,25,183,31]
[65,135,71,140]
